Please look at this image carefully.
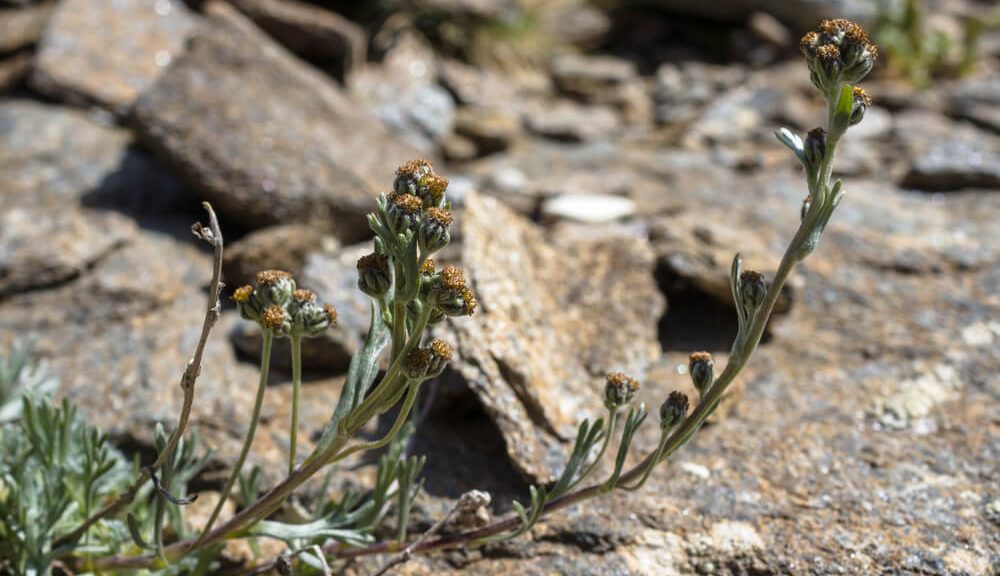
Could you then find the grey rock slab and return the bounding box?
[524,99,620,142]
[349,33,455,153]
[0,1,51,53]
[0,100,187,214]
[438,191,663,482]
[551,53,651,124]
[30,0,197,112]
[227,0,365,78]
[131,2,418,241]
[896,110,1000,191]
[222,224,340,288]
[0,207,136,298]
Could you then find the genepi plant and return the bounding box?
[0,18,877,575]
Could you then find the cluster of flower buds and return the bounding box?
[404,339,453,381]
[380,159,453,248]
[604,372,640,411]
[800,19,878,93]
[233,270,337,338]
[426,265,477,317]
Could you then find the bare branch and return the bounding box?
[57,203,225,546]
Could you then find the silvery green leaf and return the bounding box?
[775,128,806,164]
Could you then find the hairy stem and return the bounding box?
[288,334,302,476]
[198,331,273,543]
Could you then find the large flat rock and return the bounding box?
[30,0,197,112]
[0,100,185,212]
[439,191,664,482]
[131,2,417,240]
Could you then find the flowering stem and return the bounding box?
[198,330,273,543]
[288,334,302,476]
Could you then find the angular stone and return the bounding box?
[349,33,455,153]
[541,193,636,224]
[452,106,521,157]
[227,0,365,78]
[896,111,1000,191]
[0,1,51,53]
[131,2,417,241]
[222,224,339,288]
[31,0,197,112]
[551,54,651,123]
[0,207,135,298]
[0,100,187,214]
[439,191,663,482]
[524,100,619,142]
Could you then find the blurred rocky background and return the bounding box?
[1,0,998,573]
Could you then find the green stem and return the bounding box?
[289,334,302,476]
[333,381,421,462]
[197,331,273,543]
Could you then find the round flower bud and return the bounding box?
[801,20,877,92]
[357,252,392,298]
[261,305,292,337]
[405,348,431,380]
[418,207,453,255]
[659,390,689,431]
[234,285,264,322]
[256,269,295,308]
[738,270,767,315]
[688,352,714,395]
[804,127,826,168]
[604,372,639,410]
[385,193,423,234]
[394,159,434,197]
[289,290,336,337]
[394,159,449,208]
[849,86,871,126]
[429,266,477,317]
[426,339,452,379]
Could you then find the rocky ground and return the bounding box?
[1,0,998,574]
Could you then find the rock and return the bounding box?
[0,51,30,90]
[30,0,197,113]
[686,83,784,145]
[438,58,524,109]
[233,243,375,372]
[227,0,365,78]
[524,99,620,142]
[0,100,187,215]
[946,76,1000,134]
[747,11,791,48]
[350,32,455,153]
[222,224,339,288]
[0,207,135,298]
[452,106,521,157]
[130,2,417,241]
[649,210,796,320]
[439,191,664,481]
[896,111,1000,191]
[654,62,748,126]
[541,193,636,223]
[551,54,651,124]
[0,1,51,53]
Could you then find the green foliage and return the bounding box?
[0,352,129,575]
[873,0,994,86]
